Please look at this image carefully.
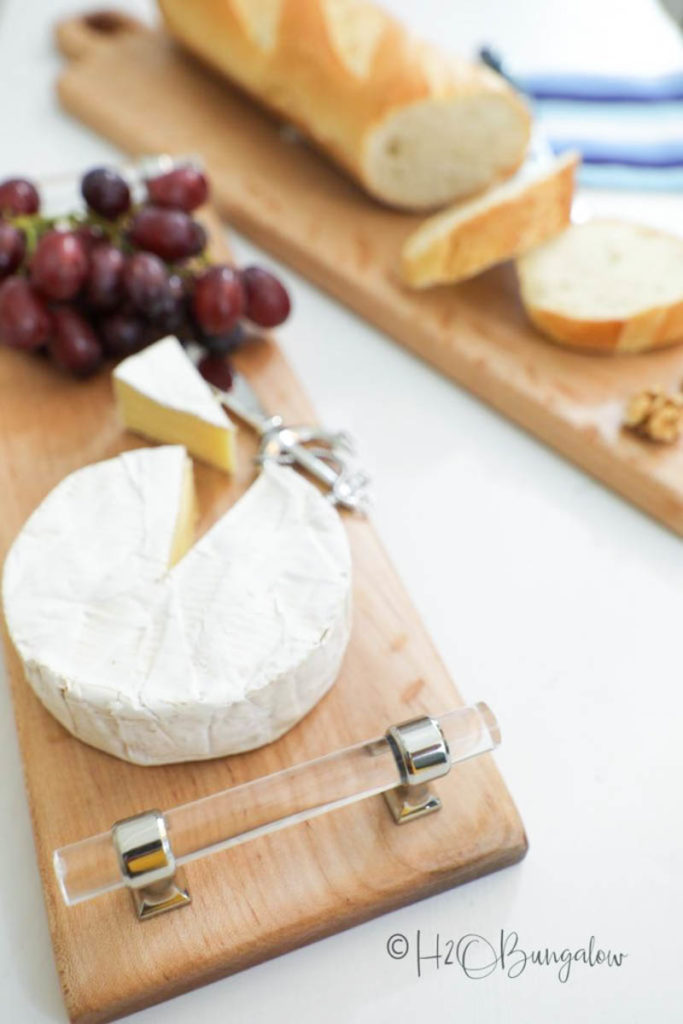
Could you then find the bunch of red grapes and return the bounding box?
[0,164,291,385]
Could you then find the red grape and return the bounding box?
[81,167,131,220]
[193,265,244,334]
[85,242,125,310]
[146,166,209,212]
[0,223,26,277]
[100,310,147,358]
[154,273,188,333]
[202,323,246,355]
[129,206,206,262]
[123,252,170,317]
[73,223,105,253]
[31,230,89,301]
[198,353,233,392]
[146,323,178,347]
[49,308,103,376]
[0,277,50,350]
[0,178,39,215]
[241,266,291,327]
[189,220,207,255]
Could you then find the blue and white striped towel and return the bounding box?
[480,52,683,190]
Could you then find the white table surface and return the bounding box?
[1,0,682,1021]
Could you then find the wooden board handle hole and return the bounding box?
[55,10,145,61]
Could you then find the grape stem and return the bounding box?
[7,205,210,274]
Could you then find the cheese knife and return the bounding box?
[188,346,371,513]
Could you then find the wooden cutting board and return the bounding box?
[54,12,683,538]
[0,202,526,1024]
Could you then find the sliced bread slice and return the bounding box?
[400,150,578,288]
[516,220,683,354]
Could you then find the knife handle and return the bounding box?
[258,426,369,511]
[262,428,341,488]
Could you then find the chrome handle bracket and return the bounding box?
[112,809,191,920]
[384,716,451,824]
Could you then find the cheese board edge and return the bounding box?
[0,203,527,1022]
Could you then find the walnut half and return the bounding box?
[624,388,683,444]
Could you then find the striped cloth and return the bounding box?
[480,51,683,190]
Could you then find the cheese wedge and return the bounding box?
[2,447,352,765]
[113,335,236,471]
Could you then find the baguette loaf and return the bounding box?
[158,0,531,211]
[516,220,683,354]
[400,151,579,287]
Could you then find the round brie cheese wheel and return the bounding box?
[2,446,352,765]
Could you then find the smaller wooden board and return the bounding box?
[55,12,683,538]
[0,208,526,1024]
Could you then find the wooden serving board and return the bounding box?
[0,206,526,1024]
[55,12,683,537]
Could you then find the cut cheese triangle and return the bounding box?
[113,335,236,471]
[400,150,579,288]
[2,447,352,765]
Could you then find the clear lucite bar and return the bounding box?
[54,703,500,907]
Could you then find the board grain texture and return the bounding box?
[55,12,683,538]
[0,199,526,1021]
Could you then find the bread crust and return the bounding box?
[521,298,683,354]
[400,152,578,287]
[517,218,683,354]
[158,0,530,210]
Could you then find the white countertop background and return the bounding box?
[1,0,682,1020]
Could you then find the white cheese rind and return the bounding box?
[113,335,232,428]
[2,446,352,765]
